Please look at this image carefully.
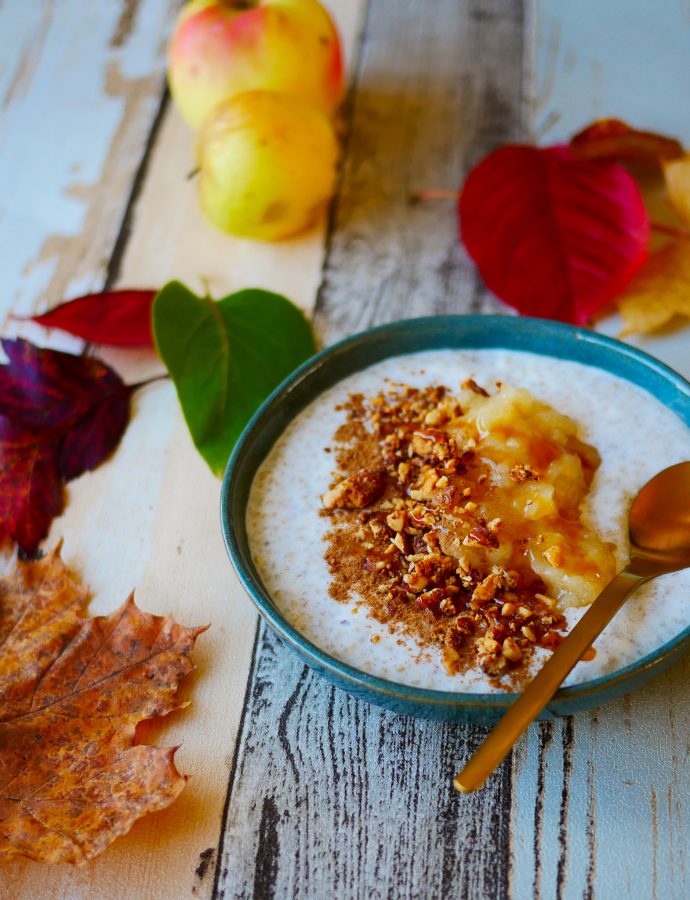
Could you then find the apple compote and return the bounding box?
[321,378,617,683]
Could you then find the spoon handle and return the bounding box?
[454,563,648,793]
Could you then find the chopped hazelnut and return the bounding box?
[404,571,429,592]
[455,555,470,575]
[472,572,503,605]
[391,532,408,554]
[455,615,477,635]
[541,630,563,649]
[369,520,385,537]
[321,468,387,509]
[502,637,523,662]
[463,524,500,549]
[412,433,434,456]
[510,464,540,483]
[480,654,507,675]
[442,646,460,675]
[424,407,448,426]
[439,597,457,616]
[461,378,490,397]
[483,636,501,654]
[408,469,438,501]
[416,587,446,608]
[386,510,406,532]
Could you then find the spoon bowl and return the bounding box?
[629,461,690,568]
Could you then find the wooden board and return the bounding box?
[2,0,689,898]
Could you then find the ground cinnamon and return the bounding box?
[320,381,570,688]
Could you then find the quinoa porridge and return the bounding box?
[247,349,690,693]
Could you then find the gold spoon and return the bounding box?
[455,460,690,793]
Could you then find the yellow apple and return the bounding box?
[169,0,344,129]
[196,90,338,240]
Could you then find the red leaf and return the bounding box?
[26,290,156,347]
[458,145,650,324]
[0,420,63,555]
[570,119,684,165]
[0,340,133,554]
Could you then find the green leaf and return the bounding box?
[153,281,316,476]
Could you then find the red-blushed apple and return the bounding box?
[196,90,339,240]
[169,0,344,129]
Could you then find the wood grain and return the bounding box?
[216,2,528,897]
[0,0,178,323]
[2,1,365,897]
[218,626,513,900]
[313,0,527,346]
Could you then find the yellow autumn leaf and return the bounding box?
[663,154,690,226]
[618,239,690,335]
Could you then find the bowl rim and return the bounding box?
[221,315,690,712]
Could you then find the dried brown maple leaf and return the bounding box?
[617,239,690,335]
[0,546,206,864]
[664,153,690,227]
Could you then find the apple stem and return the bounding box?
[186,166,200,181]
[409,188,460,205]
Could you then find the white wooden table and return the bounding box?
[1,2,688,898]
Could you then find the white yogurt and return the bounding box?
[247,349,690,692]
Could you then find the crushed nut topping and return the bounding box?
[510,464,541,483]
[321,378,617,688]
[321,467,387,509]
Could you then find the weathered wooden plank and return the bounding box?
[217,626,513,900]
[510,657,690,900]
[0,0,178,323]
[4,1,365,897]
[313,0,528,345]
[216,2,528,897]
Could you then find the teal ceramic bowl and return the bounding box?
[221,316,690,723]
